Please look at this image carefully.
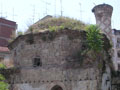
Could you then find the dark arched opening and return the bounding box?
[51,85,63,90]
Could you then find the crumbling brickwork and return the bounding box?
[7,29,112,90]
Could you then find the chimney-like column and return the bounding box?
[92,4,119,70]
[92,4,113,41]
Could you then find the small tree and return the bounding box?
[0,63,9,90]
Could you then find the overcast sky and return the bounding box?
[0,0,120,32]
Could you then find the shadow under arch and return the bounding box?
[51,85,63,90]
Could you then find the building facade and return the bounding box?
[0,18,17,67]
[0,18,17,47]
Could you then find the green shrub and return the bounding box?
[49,25,65,32]
[49,26,58,32]
[0,63,9,90]
[59,25,65,30]
[86,25,103,52]
[0,63,6,69]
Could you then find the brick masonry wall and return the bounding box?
[8,30,111,90]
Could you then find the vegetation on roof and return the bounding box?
[26,16,88,33]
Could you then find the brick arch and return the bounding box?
[47,82,66,90]
[51,85,63,90]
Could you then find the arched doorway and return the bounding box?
[51,85,63,90]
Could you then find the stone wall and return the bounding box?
[101,64,111,90]
[8,30,112,90]
[9,68,98,90]
[10,30,86,68]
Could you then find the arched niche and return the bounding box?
[51,85,63,90]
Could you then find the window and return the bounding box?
[33,57,42,67]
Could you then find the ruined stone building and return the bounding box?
[0,18,17,67]
[8,29,112,90]
[0,3,120,90]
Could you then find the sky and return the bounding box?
[0,0,120,32]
